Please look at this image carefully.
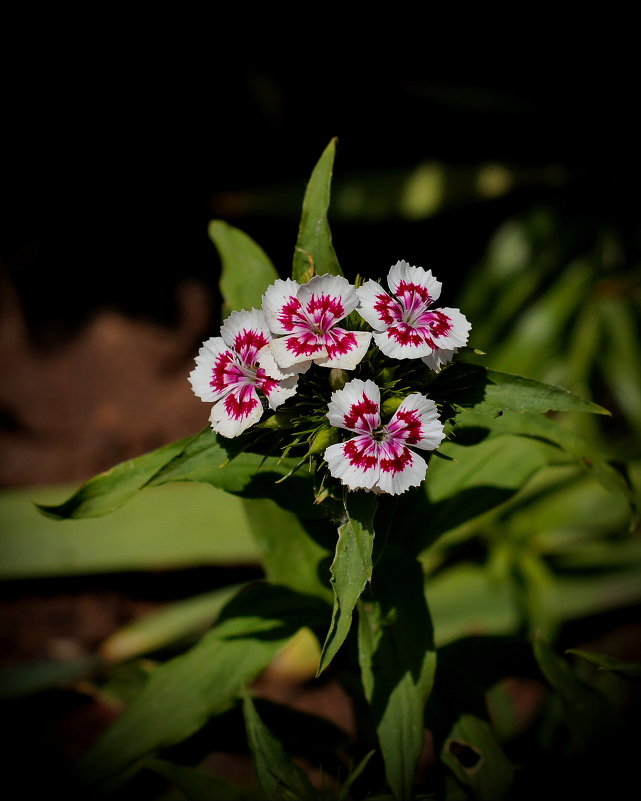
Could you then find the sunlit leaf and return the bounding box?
[37,436,192,519]
[242,498,332,603]
[358,543,436,801]
[318,492,377,674]
[242,688,319,801]
[432,364,609,416]
[209,219,279,316]
[292,138,342,282]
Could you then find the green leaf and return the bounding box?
[292,138,343,282]
[454,409,634,507]
[0,656,100,700]
[358,543,437,801]
[318,492,377,674]
[565,649,641,682]
[74,584,329,792]
[441,714,515,801]
[242,498,332,603]
[100,584,243,662]
[38,428,313,522]
[209,219,279,315]
[2,482,259,579]
[532,632,621,747]
[37,436,192,519]
[145,758,252,801]
[242,688,319,801]
[337,750,376,801]
[432,364,609,416]
[426,564,520,647]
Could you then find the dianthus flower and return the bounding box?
[262,274,371,372]
[356,260,471,370]
[324,378,445,495]
[189,309,298,437]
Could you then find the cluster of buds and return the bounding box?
[190,261,471,495]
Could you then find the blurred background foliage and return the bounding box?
[2,50,641,798]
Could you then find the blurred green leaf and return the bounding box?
[441,714,515,801]
[454,409,634,507]
[1,482,258,579]
[358,543,436,801]
[0,656,100,700]
[566,649,641,682]
[532,632,620,747]
[337,750,376,801]
[426,565,519,647]
[146,757,252,801]
[209,219,279,316]
[100,584,244,662]
[318,493,377,674]
[293,138,342,282]
[242,688,319,801]
[74,584,329,792]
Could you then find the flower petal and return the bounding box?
[268,333,328,369]
[387,259,442,305]
[421,347,458,372]
[324,437,380,490]
[262,278,303,335]
[220,309,272,364]
[356,280,402,331]
[258,371,299,411]
[373,325,434,359]
[315,330,372,370]
[375,440,428,495]
[209,384,264,437]
[296,274,358,327]
[327,378,381,434]
[257,344,312,379]
[189,337,243,402]
[386,394,445,451]
[415,307,471,350]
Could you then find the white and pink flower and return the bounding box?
[262,274,371,373]
[189,309,298,438]
[356,260,471,370]
[324,378,445,495]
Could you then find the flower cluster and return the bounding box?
[190,260,470,494]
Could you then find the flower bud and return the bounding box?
[329,368,349,391]
[307,426,339,455]
[257,412,293,429]
[381,396,404,417]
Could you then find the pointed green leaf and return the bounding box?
[358,544,436,801]
[37,436,192,519]
[292,138,342,282]
[209,219,279,315]
[318,492,377,674]
[73,584,329,792]
[242,688,319,801]
[432,364,609,415]
[146,758,252,801]
[566,649,641,682]
[441,714,515,801]
[337,750,376,801]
